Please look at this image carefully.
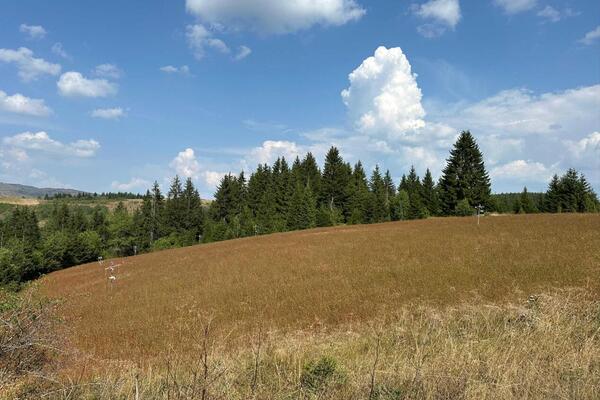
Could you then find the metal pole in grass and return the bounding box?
[476,204,484,225]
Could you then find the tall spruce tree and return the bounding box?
[405,166,426,219]
[421,169,439,216]
[438,131,491,215]
[301,152,321,196]
[544,174,561,212]
[368,165,388,223]
[320,147,351,216]
[272,157,292,231]
[347,161,370,224]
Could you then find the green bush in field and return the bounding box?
[455,198,473,217]
[300,356,342,392]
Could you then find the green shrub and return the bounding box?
[455,198,474,216]
[300,356,340,392]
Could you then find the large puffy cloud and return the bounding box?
[0,47,61,82]
[3,131,100,158]
[341,47,426,141]
[439,85,600,139]
[170,148,201,179]
[0,90,52,117]
[564,132,600,173]
[337,47,600,189]
[413,0,461,38]
[490,160,556,184]
[170,148,227,191]
[57,71,118,97]
[247,140,304,165]
[185,0,365,34]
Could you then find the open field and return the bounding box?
[42,215,600,356]
[12,213,597,398]
[0,197,41,206]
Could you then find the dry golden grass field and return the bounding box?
[21,214,600,399]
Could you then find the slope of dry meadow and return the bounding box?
[33,214,600,399]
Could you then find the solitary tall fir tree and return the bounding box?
[438,131,491,215]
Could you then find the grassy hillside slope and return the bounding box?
[42,214,600,364]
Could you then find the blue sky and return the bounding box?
[0,0,599,197]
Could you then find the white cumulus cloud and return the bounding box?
[91,107,125,120]
[185,0,365,34]
[0,47,61,82]
[413,0,461,37]
[491,160,555,183]
[0,90,52,117]
[171,148,201,179]
[248,140,304,166]
[341,46,425,141]
[493,0,537,14]
[3,131,100,158]
[19,24,47,40]
[111,178,150,191]
[579,26,600,45]
[186,24,230,60]
[160,65,191,75]
[57,71,118,97]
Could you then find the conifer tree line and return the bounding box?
[0,131,598,287]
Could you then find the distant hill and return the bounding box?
[0,182,85,198]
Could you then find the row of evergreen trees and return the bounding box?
[205,131,493,240]
[1,131,598,287]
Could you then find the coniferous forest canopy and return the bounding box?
[1,131,598,287]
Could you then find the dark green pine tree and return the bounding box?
[558,168,580,212]
[272,157,292,231]
[421,169,439,216]
[248,164,276,234]
[165,175,185,233]
[576,174,598,212]
[182,177,204,240]
[438,131,491,215]
[394,190,410,221]
[150,181,165,241]
[515,187,537,214]
[347,161,371,224]
[301,152,321,197]
[405,166,426,219]
[287,182,316,230]
[383,170,396,220]
[368,165,388,223]
[211,174,238,223]
[90,206,109,242]
[291,156,303,185]
[544,174,561,213]
[48,202,70,232]
[320,147,351,216]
